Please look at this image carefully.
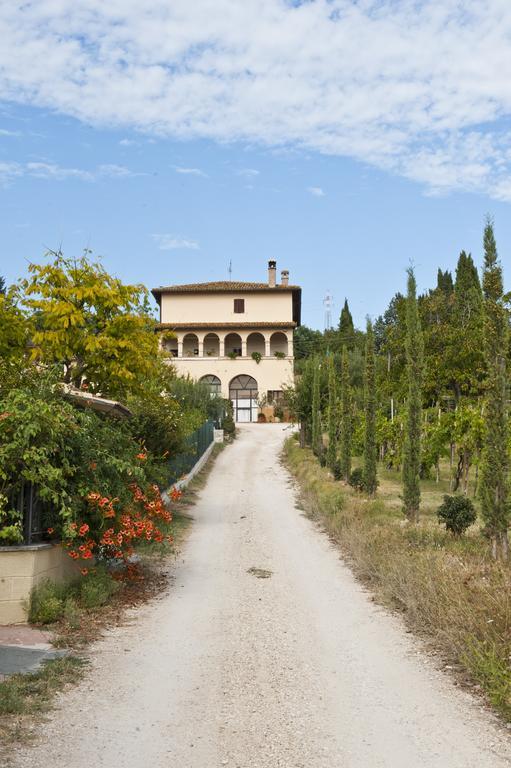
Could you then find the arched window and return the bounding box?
[200,374,221,396]
[182,333,199,357]
[203,333,220,357]
[225,332,242,357]
[246,332,266,356]
[270,331,288,357]
[229,375,258,422]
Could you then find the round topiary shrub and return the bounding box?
[437,494,477,536]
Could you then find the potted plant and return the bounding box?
[274,350,286,359]
[251,351,262,364]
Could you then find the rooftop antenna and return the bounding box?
[228,259,232,281]
[323,292,333,331]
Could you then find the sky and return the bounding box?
[1,0,511,329]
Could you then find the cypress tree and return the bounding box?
[326,355,337,472]
[311,361,322,458]
[363,319,377,494]
[402,267,423,522]
[0,276,5,294]
[339,299,355,349]
[479,219,510,560]
[340,345,352,482]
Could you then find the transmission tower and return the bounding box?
[323,292,333,330]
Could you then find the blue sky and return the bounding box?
[1,2,511,329]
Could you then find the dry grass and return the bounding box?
[284,438,511,720]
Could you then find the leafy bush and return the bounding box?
[348,467,365,491]
[332,461,342,481]
[251,351,262,364]
[63,597,81,629]
[437,494,477,536]
[79,568,119,609]
[29,580,68,624]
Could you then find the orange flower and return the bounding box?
[90,462,97,470]
[81,568,89,576]
[171,487,182,502]
[79,523,89,536]
[47,527,54,535]
[136,452,147,461]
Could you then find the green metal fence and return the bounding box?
[166,421,215,486]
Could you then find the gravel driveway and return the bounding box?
[13,424,511,767]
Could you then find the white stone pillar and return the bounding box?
[219,335,225,357]
[287,332,294,358]
[177,337,183,358]
[198,335,204,357]
[265,335,271,357]
[241,338,247,357]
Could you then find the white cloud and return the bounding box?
[0,128,21,136]
[0,160,138,184]
[237,168,260,177]
[308,186,325,197]
[119,138,137,146]
[151,234,200,251]
[2,2,511,199]
[174,166,207,177]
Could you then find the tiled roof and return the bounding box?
[152,281,300,294]
[156,322,296,330]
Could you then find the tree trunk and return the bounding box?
[453,454,463,492]
[435,461,440,483]
[299,422,306,448]
[462,451,470,495]
[473,462,479,498]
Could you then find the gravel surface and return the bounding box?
[13,424,511,767]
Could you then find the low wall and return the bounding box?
[0,543,80,625]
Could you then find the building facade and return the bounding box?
[152,261,301,422]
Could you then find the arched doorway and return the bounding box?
[199,374,221,396]
[229,375,258,422]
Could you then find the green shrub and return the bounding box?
[348,467,365,491]
[79,569,118,609]
[251,351,262,364]
[29,580,69,624]
[63,597,81,629]
[437,494,477,536]
[332,460,342,481]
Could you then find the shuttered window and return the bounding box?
[234,299,245,313]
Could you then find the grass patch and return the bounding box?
[0,656,86,750]
[284,438,511,721]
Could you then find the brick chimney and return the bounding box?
[281,269,289,287]
[268,260,277,288]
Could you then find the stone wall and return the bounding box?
[0,543,80,624]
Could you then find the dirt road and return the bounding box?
[14,424,511,767]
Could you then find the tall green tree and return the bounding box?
[0,275,6,294]
[0,287,29,361]
[340,345,352,482]
[363,319,377,494]
[479,219,510,560]
[326,355,337,472]
[311,361,322,458]
[402,268,423,522]
[17,249,159,400]
[339,299,356,350]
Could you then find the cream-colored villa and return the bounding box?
[152,261,301,422]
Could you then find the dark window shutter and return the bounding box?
[234,299,245,313]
